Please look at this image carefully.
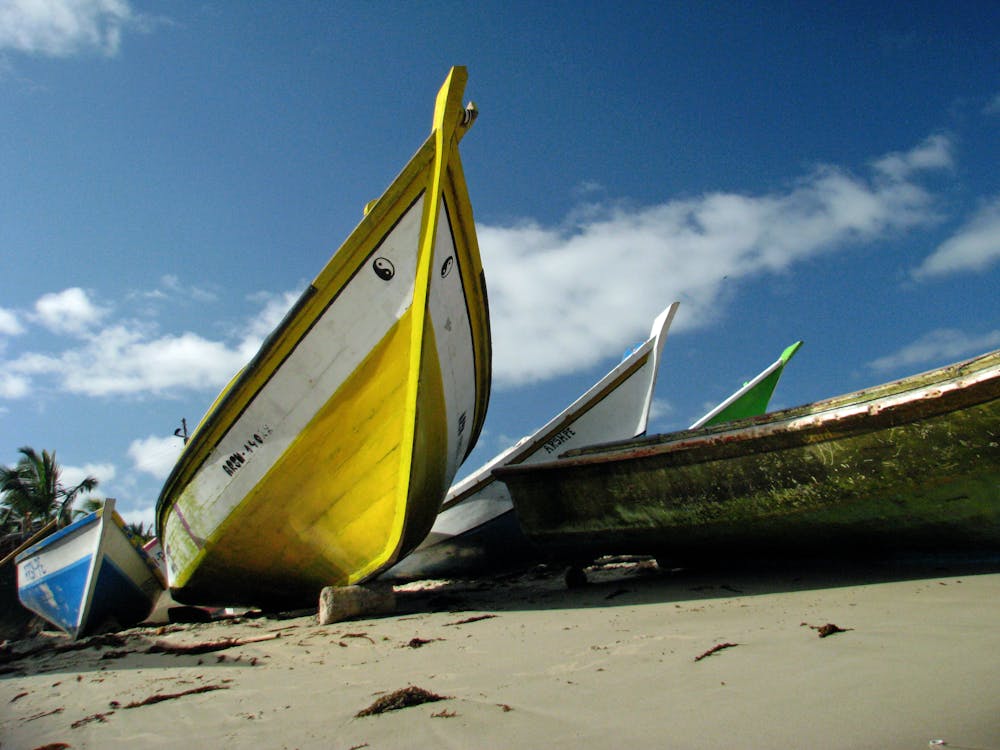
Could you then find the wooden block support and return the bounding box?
[318,583,396,625]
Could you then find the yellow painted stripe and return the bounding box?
[173,311,415,595]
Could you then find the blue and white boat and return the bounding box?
[16,499,164,639]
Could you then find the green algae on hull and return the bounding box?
[496,349,1000,560]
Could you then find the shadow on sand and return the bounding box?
[391,550,1000,617]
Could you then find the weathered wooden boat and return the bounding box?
[15,499,164,640]
[383,302,679,579]
[155,67,491,605]
[496,349,1000,562]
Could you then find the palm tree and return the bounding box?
[125,521,154,543]
[0,447,99,536]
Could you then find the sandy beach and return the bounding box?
[3,556,999,750]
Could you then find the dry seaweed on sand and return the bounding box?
[801,622,853,638]
[443,614,496,626]
[122,683,230,708]
[694,642,739,661]
[71,711,113,728]
[336,632,377,647]
[145,632,280,655]
[404,637,443,648]
[355,686,451,717]
[24,707,64,721]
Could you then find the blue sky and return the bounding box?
[1,1,998,529]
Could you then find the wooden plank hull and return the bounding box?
[155,68,491,606]
[16,500,164,640]
[383,303,679,579]
[496,349,1000,562]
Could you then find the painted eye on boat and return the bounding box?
[440,256,454,278]
[373,257,395,281]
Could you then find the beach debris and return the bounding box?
[628,559,660,576]
[337,632,376,647]
[71,711,113,728]
[24,707,64,721]
[430,708,458,718]
[122,683,230,708]
[31,743,71,750]
[404,637,443,648]
[341,632,375,644]
[444,614,496,626]
[497,703,514,712]
[319,584,395,625]
[694,642,740,661]
[801,622,853,638]
[355,686,451,717]
[11,690,29,702]
[146,632,281,655]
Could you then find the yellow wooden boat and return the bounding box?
[155,67,491,606]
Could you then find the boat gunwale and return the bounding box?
[15,506,104,563]
[494,349,1000,478]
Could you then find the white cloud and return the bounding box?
[481,137,950,386]
[128,434,184,480]
[0,307,24,336]
[0,134,959,401]
[867,328,1000,373]
[58,326,250,396]
[243,290,300,348]
[4,287,301,399]
[912,195,1000,279]
[646,397,674,424]
[61,460,116,490]
[33,287,108,335]
[872,134,953,181]
[0,371,30,398]
[0,0,136,57]
[160,274,219,303]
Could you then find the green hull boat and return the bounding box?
[495,349,1000,562]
